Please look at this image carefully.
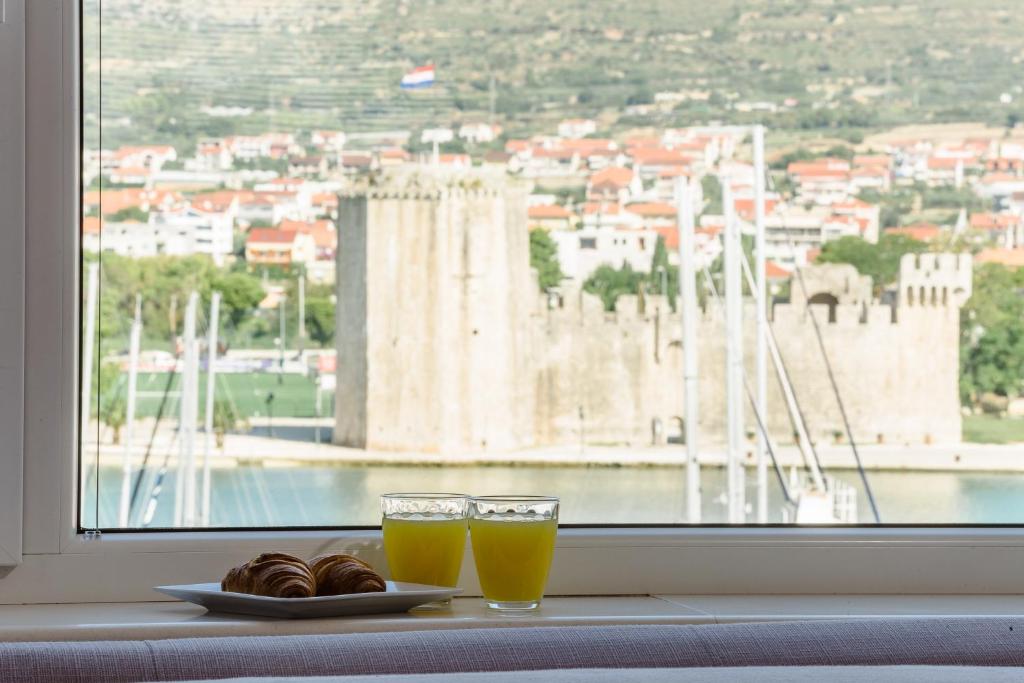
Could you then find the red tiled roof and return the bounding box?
[766,260,792,279]
[246,228,298,245]
[655,225,680,250]
[590,166,634,190]
[884,223,941,242]
[971,212,1020,230]
[625,202,676,218]
[975,248,1024,267]
[629,148,693,166]
[278,219,337,250]
[528,204,573,220]
[582,202,622,215]
[82,216,101,235]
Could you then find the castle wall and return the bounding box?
[334,172,535,452]
[335,172,967,455]
[532,294,963,449]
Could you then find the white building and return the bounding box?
[458,123,501,144]
[557,118,597,139]
[551,227,658,281]
[151,207,235,264]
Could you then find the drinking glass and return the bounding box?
[469,495,559,612]
[381,493,469,607]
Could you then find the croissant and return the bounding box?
[309,554,387,596]
[221,552,316,598]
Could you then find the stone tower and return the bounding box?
[333,169,535,453]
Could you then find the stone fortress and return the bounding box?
[334,169,971,454]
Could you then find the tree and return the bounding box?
[107,206,149,223]
[584,262,646,311]
[816,234,927,293]
[213,272,266,329]
[212,397,245,448]
[960,264,1024,403]
[529,229,564,290]
[101,392,127,445]
[701,174,722,214]
[305,297,335,346]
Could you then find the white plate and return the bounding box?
[155,581,462,619]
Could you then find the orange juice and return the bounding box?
[382,515,467,587]
[469,516,557,603]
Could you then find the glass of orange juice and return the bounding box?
[469,495,559,612]
[381,493,468,608]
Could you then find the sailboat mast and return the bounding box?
[118,294,142,527]
[722,175,746,524]
[676,176,701,523]
[753,124,769,524]
[201,291,221,527]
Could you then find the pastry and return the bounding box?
[309,554,387,596]
[221,552,316,598]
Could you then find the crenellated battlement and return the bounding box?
[899,252,972,308]
[340,167,517,200]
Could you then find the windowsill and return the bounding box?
[2,595,1024,642]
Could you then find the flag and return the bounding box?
[401,64,436,90]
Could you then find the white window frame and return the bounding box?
[5,0,1024,604]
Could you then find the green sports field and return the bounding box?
[129,372,323,420]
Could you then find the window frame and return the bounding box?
[7,0,1024,604]
[0,0,25,569]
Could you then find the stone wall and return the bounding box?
[335,170,968,453]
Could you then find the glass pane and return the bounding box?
[81,0,1024,528]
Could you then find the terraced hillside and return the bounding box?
[85,0,1024,148]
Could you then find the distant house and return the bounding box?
[288,155,328,177]
[192,140,233,171]
[245,228,316,268]
[557,118,597,139]
[151,206,235,264]
[587,166,641,202]
[311,130,346,152]
[278,218,337,261]
[458,122,502,144]
[528,204,576,231]
[624,202,677,230]
[975,248,1024,268]
[113,145,177,172]
[550,226,658,280]
[971,212,1024,248]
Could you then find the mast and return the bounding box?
[722,175,746,524]
[753,125,769,524]
[201,290,221,527]
[297,272,306,358]
[175,291,199,526]
[118,294,142,527]
[278,294,287,384]
[675,175,701,523]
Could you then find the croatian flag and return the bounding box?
[401,64,436,90]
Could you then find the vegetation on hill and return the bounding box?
[85,0,1024,150]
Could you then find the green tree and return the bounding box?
[584,263,646,311]
[701,174,722,214]
[960,264,1024,402]
[816,234,927,293]
[212,272,266,329]
[107,206,149,222]
[100,391,127,445]
[304,297,335,346]
[529,229,564,290]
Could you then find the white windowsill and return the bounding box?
[2,595,1023,642]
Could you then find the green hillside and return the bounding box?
[85,0,1024,149]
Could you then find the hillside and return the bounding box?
[85,0,1024,149]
